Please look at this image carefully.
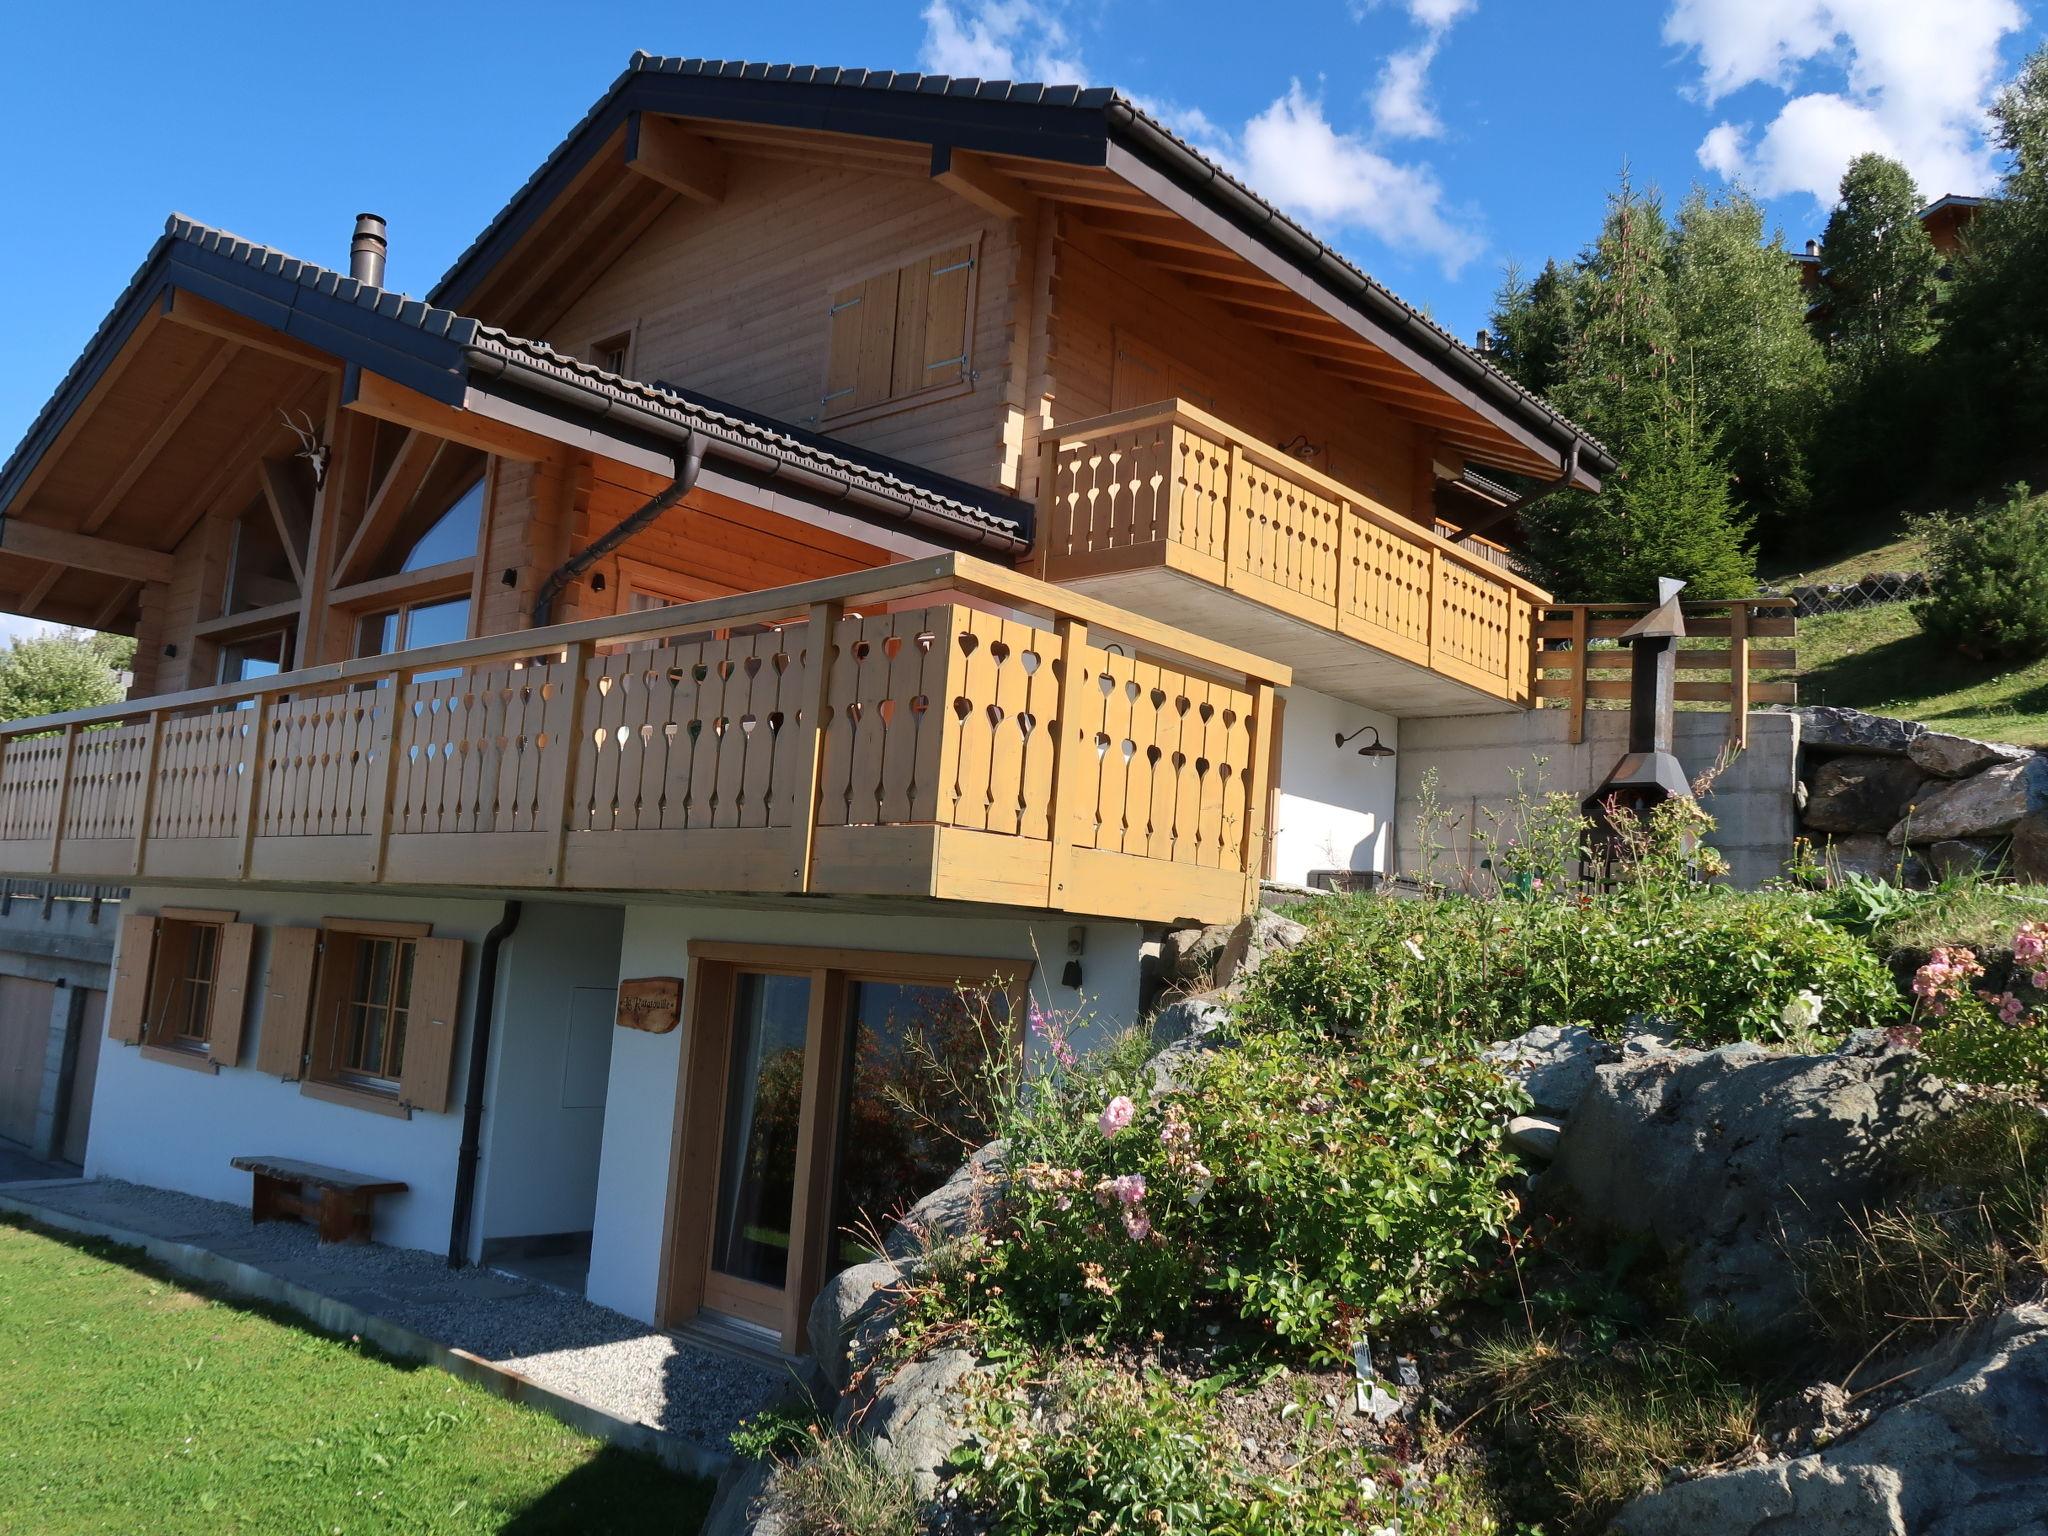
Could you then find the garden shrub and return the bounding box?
[1900,922,2048,1095]
[1242,887,1899,1050]
[1913,483,2048,662]
[933,1009,1520,1362]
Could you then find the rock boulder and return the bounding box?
[860,1348,982,1498]
[882,1140,1008,1262]
[1820,834,1926,887]
[1546,1034,1954,1327]
[1611,1304,2048,1536]
[1790,706,1923,756]
[1907,731,2032,780]
[1483,1024,1609,1117]
[1890,757,2048,844]
[1214,908,1308,989]
[1802,755,1927,834]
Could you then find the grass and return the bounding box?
[0,1218,714,1535]
[1792,602,2048,746]
[1853,879,2048,958]
[1763,514,1932,587]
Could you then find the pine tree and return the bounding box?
[1488,258,1579,397]
[1821,154,1939,378]
[1525,177,1756,601]
[1667,187,1828,527]
[1940,43,2048,455]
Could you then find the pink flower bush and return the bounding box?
[1098,1095,1135,1137]
[2014,921,2048,990]
[1029,1003,1077,1069]
[1994,991,2028,1025]
[1912,946,1985,1018]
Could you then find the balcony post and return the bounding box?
[542,641,594,886]
[44,723,79,877]
[1568,605,1589,745]
[129,710,165,877]
[789,601,842,892]
[234,698,269,878]
[364,672,408,881]
[1032,436,1063,580]
[1239,680,1277,911]
[1043,616,1091,909]
[1726,601,1751,751]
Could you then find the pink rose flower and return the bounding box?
[1098,1095,1135,1137]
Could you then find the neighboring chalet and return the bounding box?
[1791,192,1988,324]
[0,58,1779,1353]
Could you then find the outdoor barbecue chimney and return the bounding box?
[1582,577,1694,821]
[349,213,388,287]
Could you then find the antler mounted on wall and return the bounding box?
[279,408,329,489]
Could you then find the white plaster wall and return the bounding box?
[1269,688,1397,884]
[585,907,1142,1324]
[473,901,626,1245]
[1394,710,1800,890]
[85,887,502,1257]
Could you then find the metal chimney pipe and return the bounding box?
[350,213,388,287]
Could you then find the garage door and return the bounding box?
[0,975,55,1146]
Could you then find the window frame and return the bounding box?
[662,941,1027,1349]
[588,324,638,377]
[818,237,982,428]
[304,917,435,1112]
[141,910,230,1057]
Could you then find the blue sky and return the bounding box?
[0,0,2041,509]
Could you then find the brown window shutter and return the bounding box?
[914,245,975,392]
[822,282,867,415]
[206,922,257,1067]
[891,256,933,399]
[106,912,158,1044]
[398,936,465,1113]
[257,926,319,1079]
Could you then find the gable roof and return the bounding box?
[432,54,1612,485]
[0,215,1030,553]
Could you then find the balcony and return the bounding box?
[0,556,1288,927]
[1036,401,1550,715]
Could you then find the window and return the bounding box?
[219,630,290,688]
[821,243,976,420]
[590,329,634,376]
[336,935,414,1085]
[397,476,484,573]
[255,921,466,1115]
[105,908,256,1069]
[223,497,299,616]
[355,595,471,679]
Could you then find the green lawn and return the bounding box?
[1791,602,2048,747]
[0,1219,713,1536]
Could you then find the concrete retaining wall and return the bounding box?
[1395,710,1800,889]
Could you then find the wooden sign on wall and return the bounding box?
[616,977,683,1034]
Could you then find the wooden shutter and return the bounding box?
[206,922,256,1067]
[106,912,158,1044]
[901,244,974,396]
[398,937,465,1113]
[257,925,319,1079]
[822,272,900,417]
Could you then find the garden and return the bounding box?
[732,786,2048,1535]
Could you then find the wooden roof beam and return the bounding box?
[930,144,1036,220]
[332,429,444,587]
[162,375,331,554]
[488,171,653,328]
[15,564,63,617]
[163,291,342,375]
[626,113,727,205]
[257,457,311,587]
[0,520,177,585]
[80,340,241,535]
[345,370,559,464]
[5,307,167,518]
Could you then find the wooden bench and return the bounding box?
[231,1155,409,1245]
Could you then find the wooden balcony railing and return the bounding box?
[1036,400,1552,705]
[1532,597,1798,748]
[0,556,1290,926]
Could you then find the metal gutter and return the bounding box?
[462,345,1028,552]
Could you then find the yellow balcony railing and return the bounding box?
[1036,400,1551,705]
[0,555,1290,926]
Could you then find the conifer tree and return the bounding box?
[1821,153,1939,378]
[1525,177,1756,601]
[1488,257,1579,397]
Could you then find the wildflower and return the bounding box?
[1886,1022,1925,1052]
[1098,1095,1135,1137]
[1029,1003,1077,1069]
[1994,991,2027,1025]
[1402,936,1425,962]
[1781,989,1825,1034]
[2014,921,2048,989]
[1912,946,1984,1018]
[1111,1172,1147,1206]
[1121,1206,1153,1242]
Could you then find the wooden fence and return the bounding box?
[1532,597,1798,747]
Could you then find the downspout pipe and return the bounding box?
[448,899,524,1269]
[530,433,704,628]
[1461,441,1582,541]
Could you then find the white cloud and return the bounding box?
[918,12,1482,275]
[1366,0,1479,141]
[1665,0,2025,202]
[0,614,62,647]
[919,0,1086,82]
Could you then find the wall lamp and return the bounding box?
[1335,724,1394,760]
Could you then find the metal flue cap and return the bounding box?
[350,213,388,288]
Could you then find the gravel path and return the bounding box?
[9,1178,792,1449]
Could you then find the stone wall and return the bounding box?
[1395,709,1800,889]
